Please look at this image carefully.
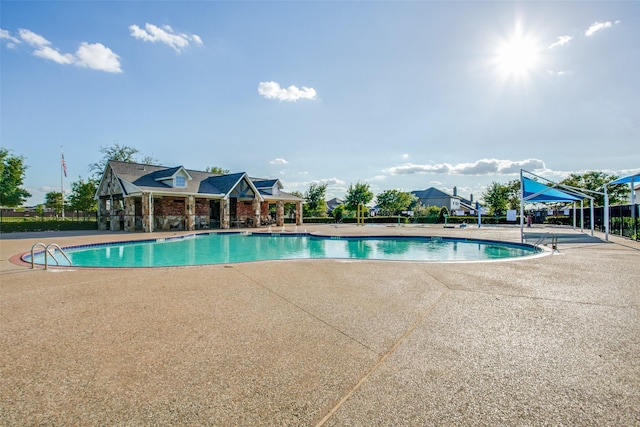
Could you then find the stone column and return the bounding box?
[221,198,230,229]
[186,195,195,231]
[276,200,284,227]
[110,198,119,231]
[252,198,261,228]
[97,199,108,230]
[142,192,153,233]
[296,201,303,225]
[124,197,135,232]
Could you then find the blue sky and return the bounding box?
[1,1,638,206]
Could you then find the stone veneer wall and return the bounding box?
[154,197,187,230]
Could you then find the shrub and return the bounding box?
[437,206,449,224]
[544,216,571,226]
[0,220,97,233]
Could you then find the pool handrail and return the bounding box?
[30,243,72,270]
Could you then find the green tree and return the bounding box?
[506,179,521,210]
[482,181,510,216]
[344,181,374,211]
[0,148,31,207]
[68,177,98,219]
[205,166,230,174]
[304,183,328,217]
[414,203,440,221]
[376,189,417,215]
[331,204,345,222]
[438,206,449,223]
[140,154,159,166]
[560,171,629,206]
[45,191,64,215]
[90,143,158,178]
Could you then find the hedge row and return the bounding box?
[303,215,524,225]
[544,216,572,226]
[0,220,98,233]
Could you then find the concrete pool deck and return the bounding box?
[1,225,639,425]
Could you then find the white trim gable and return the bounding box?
[155,166,193,188]
[119,179,142,196]
[226,173,264,202]
[257,179,283,196]
[272,180,283,196]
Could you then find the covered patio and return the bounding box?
[96,161,303,232]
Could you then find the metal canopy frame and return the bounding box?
[520,170,597,243]
[607,172,639,241]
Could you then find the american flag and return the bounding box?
[62,153,67,177]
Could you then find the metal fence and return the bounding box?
[586,204,639,240]
[0,209,97,222]
[527,204,638,241]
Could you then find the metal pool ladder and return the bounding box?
[533,233,559,253]
[30,243,72,270]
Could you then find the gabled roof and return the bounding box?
[101,161,301,201]
[412,187,451,199]
[327,197,343,207]
[202,172,246,195]
[153,166,193,182]
[108,162,200,194]
[326,197,343,212]
[252,178,282,190]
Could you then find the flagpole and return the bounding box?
[61,146,65,219]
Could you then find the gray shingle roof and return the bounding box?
[252,179,280,189]
[411,187,450,199]
[106,161,301,201]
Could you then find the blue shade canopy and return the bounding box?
[608,172,640,185]
[522,177,583,202]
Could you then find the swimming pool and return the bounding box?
[25,232,542,268]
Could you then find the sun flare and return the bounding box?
[494,31,541,80]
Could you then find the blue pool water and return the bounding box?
[26,232,541,268]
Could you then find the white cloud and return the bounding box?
[546,69,571,76]
[371,175,387,181]
[74,42,122,73]
[387,158,546,176]
[258,81,317,102]
[18,28,49,47]
[269,158,289,165]
[33,45,74,64]
[548,35,573,49]
[311,178,344,186]
[129,23,203,52]
[585,21,613,37]
[0,29,21,47]
[402,153,409,159]
[14,28,122,73]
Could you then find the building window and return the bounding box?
[175,176,186,187]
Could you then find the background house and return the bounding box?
[326,197,344,215]
[411,186,476,215]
